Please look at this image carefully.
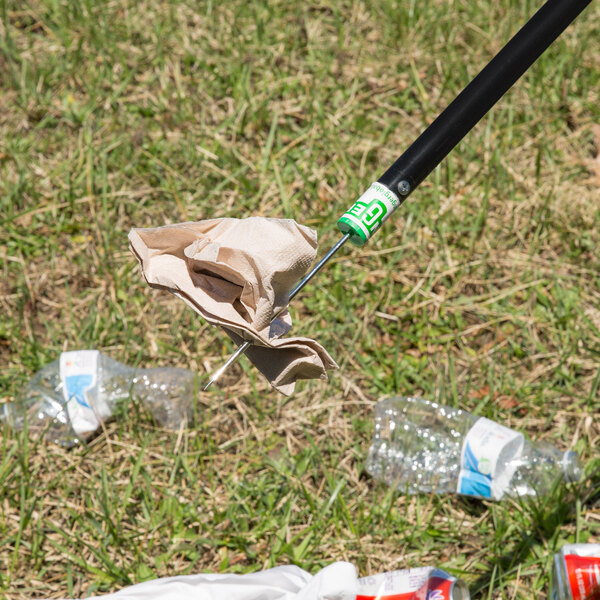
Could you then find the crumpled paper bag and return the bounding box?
[129,218,338,394]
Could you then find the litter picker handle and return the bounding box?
[338,0,593,246]
[204,0,593,391]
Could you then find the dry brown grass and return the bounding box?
[1,0,599,598]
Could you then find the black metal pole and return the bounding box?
[377,0,593,199]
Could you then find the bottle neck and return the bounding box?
[562,451,582,483]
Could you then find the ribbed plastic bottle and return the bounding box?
[0,350,196,447]
[366,397,582,501]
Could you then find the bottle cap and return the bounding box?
[451,578,471,600]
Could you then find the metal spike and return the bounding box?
[203,233,350,390]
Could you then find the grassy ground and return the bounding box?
[1,0,599,598]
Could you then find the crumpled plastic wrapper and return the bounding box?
[129,217,338,394]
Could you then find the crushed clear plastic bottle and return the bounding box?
[366,397,582,501]
[0,351,197,447]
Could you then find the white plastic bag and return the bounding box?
[57,563,355,600]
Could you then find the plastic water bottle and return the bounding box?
[0,350,197,447]
[552,544,600,600]
[366,397,582,501]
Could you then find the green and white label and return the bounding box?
[337,182,400,246]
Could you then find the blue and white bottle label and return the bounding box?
[458,417,524,500]
[60,350,108,437]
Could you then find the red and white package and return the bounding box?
[553,544,600,600]
[356,566,469,600]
